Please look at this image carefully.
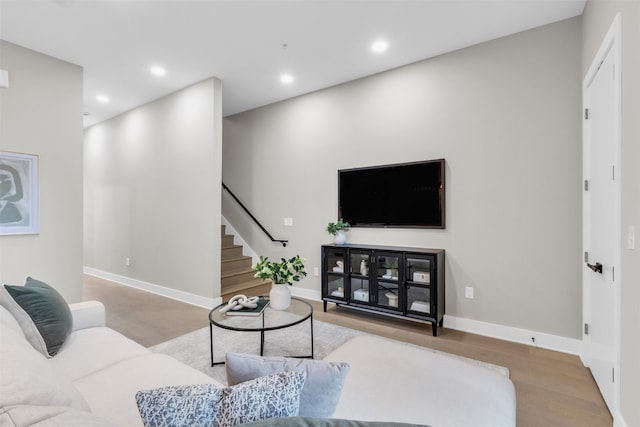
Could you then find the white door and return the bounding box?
[583,15,620,415]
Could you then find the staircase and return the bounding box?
[221,225,272,302]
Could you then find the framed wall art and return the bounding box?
[0,151,39,235]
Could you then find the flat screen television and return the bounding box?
[338,159,445,229]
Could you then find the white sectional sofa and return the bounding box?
[1,300,221,426]
[0,300,516,427]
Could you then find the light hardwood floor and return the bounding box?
[83,275,612,427]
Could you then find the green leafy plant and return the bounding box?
[326,218,351,235]
[382,260,398,277]
[252,255,307,286]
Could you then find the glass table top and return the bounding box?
[209,296,312,332]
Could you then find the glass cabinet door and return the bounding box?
[373,252,402,310]
[406,254,433,285]
[323,249,347,301]
[405,254,434,316]
[349,250,371,305]
[406,285,431,315]
[350,251,372,277]
[375,253,401,282]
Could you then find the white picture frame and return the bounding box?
[0,151,39,235]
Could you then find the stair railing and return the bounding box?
[222,182,288,247]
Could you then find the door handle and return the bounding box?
[586,262,603,274]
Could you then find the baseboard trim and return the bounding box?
[84,266,582,356]
[83,267,222,309]
[444,315,583,356]
[614,411,628,427]
[291,287,322,302]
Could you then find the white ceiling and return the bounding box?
[0,0,585,128]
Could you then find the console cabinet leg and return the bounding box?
[432,322,438,336]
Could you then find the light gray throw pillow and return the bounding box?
[225,353,350,418]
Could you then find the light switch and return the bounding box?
[628,225,635,250]
[284,217,293,226]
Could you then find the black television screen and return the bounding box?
[338,159,445,229]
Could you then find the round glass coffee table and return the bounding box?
[209,296,313,366]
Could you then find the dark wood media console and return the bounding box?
[321,243,445,336]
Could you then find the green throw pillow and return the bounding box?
[1,277,73,357]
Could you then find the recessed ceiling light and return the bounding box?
[371,40,389,53]
[150,66,166,77]
[280,74,294,84]
[96,95,110,103]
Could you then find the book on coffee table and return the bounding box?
[225,298,270,316]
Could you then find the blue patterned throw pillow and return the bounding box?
[136,371,306,427]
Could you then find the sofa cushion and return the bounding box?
[324,335,516,427]
[1,277,73,357]
[0,404,114,427]
[0,322,90,412]
[226,353,350,418]
[136,371,306,427]
[73,353,224,426]
[49,326,151,381]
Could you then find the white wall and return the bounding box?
[582,3,640,426]
[0,41,84,302]
[223,18,583,339]
[84,78,223,302]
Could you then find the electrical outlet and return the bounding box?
[465,286,474,299]
[313,267,319,276]
[125,257,131,267]
[628,225,635,250]
[284,217,293,226]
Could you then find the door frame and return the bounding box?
[582,12,622,417]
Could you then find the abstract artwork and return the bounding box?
[0,151,39,235]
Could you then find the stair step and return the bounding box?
[222,279,272,302]
[221,255,252,272]
[222,267,257,287]
[221,234,235,248]
[222,245,243,260]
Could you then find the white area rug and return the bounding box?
[150,318,365,384]
[150,319,509,385]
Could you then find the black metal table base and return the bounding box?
[210,315,314,366]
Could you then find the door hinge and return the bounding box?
[584,180,589,191]
[612,165,615,180]
[612,367,615,382]
[612,266,615,281]
[584,108,589,120]
[584,323,589,335]
[584,251,589,263]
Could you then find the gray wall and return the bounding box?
[582,2,640,426]
[223,18,583,338]
[0,41,84,302]
[84,78,223,300]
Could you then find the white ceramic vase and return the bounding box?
[334,229,347,245]
[269,283,291,310]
